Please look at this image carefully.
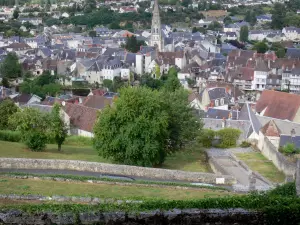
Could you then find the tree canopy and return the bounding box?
[239,26,249,42]
[123,35,145,53]
[271,3,286,29]
[94,86,201,166]
[0,99,18,130]
[253,41,269,53]
[0,52,22,79]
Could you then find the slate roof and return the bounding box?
[63,103,98,132]
[286,48,300,59]
[256,90,300,121]
[279,135,300,148]
[204,108,238,120]
[239,103,262,134]
[23,103,53,113]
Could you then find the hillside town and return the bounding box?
[0,0,300,223]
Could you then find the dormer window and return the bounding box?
[220,98,224,105]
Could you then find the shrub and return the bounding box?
[240,141,251,148]
[280,143,300,155]
[197,129,215,147]
[267,182,296,197]
[0,130,21,142]
[23,131,47,152]
[217,128,241,148]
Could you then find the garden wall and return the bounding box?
[257,132,297,177]
[0,158,236,185]
[0,208,264,225]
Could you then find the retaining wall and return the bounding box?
[0,209,264,225]
[0,158,236,185]
[257,132,297,177]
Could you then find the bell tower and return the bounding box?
[150,0,163,52]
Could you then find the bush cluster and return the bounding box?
[279,143,300,155]
[198,128,241,148]
[240,141,251,148]
[0,130,21,142]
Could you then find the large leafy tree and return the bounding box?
[9,108,49,151]
[94,87,169,166]
[253,41,269,53]
[239,26,249,42]
[270,42,286,58]
[93,86,201,166]
[49,104,68,151]
[0,52,22,79]
[271,3,286,29]
[0,99,18,130]
[123,35,145,53]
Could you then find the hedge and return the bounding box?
[0,130,21,142]
[217,128,241,148]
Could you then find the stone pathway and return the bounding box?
[207,148,272,192]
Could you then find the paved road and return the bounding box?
[207,148,271,191]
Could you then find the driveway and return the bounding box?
[207,148,272,191]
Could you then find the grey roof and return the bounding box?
[238,103,262,134]
[279,135,300,148]
[22,103,53,113]
[203,118,252,140]
[257,115,300,135]
[208,87,229,100]
[286,48,300,59]
[204,108,238,120]
[102,47,124,56]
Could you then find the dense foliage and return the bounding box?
[0,130,21,142]
[49,104,68,151]
[9,107,49,151]
[122,35,145,53]
[0,99,18,130]
[20,72,62,99]
[197,129,215,147]
[0,52,22,79]
[239,26,249,43]
[279,143,300,155]
[217,128,241,148]
[93,85,201,167]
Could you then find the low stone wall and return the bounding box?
[257,133,297,177]
[0,209,264,225]
[0,158,236,185]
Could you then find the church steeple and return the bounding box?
[150,0,163,52]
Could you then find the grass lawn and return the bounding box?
[0,141,210,172]
[0,177,231,200]
[235,152,285,183]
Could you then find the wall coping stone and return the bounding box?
[0,158,236,184]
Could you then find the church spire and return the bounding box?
[150,0,163,52]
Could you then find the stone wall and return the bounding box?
[296,160,300,196]
[0,158,236,185]
[257,132,296,177]
[0,209,264,225]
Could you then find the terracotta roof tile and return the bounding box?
[256,90,300,121]
[63,103,98,132]
[260,120,281,137]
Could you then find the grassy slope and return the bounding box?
[235,152,285,183]
[0,178,231,200]
[0,141,210,172]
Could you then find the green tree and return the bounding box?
[49,104,68,151]
[123,35,145,53]
[93,86,201,166]
[140,74,163,90]
[9,108,49,151]
[0,52,22,79]
[253,41,269,53]
[208,21,222,31]
[155,64,161,79]
[223,16,232,26]
[192,27,198,33]
[163,75,181,92]
[1,77,9,88]
[271,3,286,29]
[88,30,96,37]
[270,42,286,58]
[94,87,170,166]
[239,25,249,42]
[0,99,18,130]
[112,76,125,92]
[103,79,113,91]
[244,10,257,26]
[13,8,19,19]
[109,22,121,29]
[186,77,196,88]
